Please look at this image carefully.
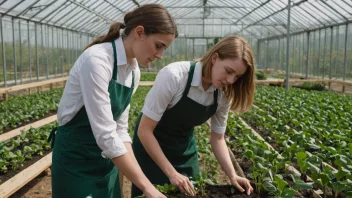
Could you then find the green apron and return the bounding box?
[131,62,218,197]
[49,41,135,198]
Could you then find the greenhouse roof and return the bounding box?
[0,0,351,39]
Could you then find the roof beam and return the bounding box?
[29,0,56,20]
[234,0,271,25]
[104,0,124,14]
[38,1,69,23]
[0,0,8,7]
[236,0,326,35]
[166,6,253,9]
[176,23,285,27]
[4,0,25,14]
[0,10,96,37]
[15,0,40,17]
[66,0,112,22]
[259,20,352,42]
[321,0,348,21]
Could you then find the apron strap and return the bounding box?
[48,127,57,149]
[182,62,196,97]
[131,71,135,88]
[111,41,118,81]
[213,89,218,103]
[112,41,135,88]
[183,62,218,104]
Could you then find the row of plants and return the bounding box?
[227,112,314,198]
[0,86,151,184]
[0,88,63,134]
[240,107,352,197]
[0,86,151,176]
[255,86,352,133]
[254,86,352,157]
[140,72,157,81]
[0,78,151,136]
[0,73,155,136]
[0,122,56,175]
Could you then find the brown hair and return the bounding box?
[200,36,255,113]
[85,4,178,50]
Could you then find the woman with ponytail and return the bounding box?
[49,4,177,198]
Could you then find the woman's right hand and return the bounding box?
[143,187,167,198]
[168,171,196,196]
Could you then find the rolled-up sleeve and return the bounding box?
[79,55,127,159]
[210,94,230,134]
[141,67,179,121]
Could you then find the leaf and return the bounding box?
[263,180,277,192]
[275,175,288,191]
[307,143,320,150]
[281,188,296,198]
[325,146,337,154]
[204,178,214,185]
[335,167,351,181]
[307,162,320,174]
[296,152,307,160]
[294,182,313,190]
[331,181,348,193]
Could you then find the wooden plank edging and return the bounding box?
[0,152,52,198]
[0,77,68,94]
[0,115,57,142]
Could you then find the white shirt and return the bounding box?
[57,36,140,159]
[142,61,230,134]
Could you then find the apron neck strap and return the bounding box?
[183,62,196,97]
[183,62,218,103]
[131,71,135,88]
[213,89,218,103]
[112,41,118,81]
[112,41,135,88]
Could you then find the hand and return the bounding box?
[230,175,254,195]
[143,187,167,198]
[168,171,196,196]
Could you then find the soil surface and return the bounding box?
[0,150,52,185]
[8,152,231,198]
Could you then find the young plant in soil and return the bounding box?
[191,170,216,196]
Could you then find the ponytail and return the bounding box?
[84,4,178,50]
[84,22,126,50]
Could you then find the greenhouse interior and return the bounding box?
[0,0,352,198]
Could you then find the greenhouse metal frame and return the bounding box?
[0,0,351,88]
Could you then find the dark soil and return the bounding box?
[166,184,262,198]
[0,149,52,185]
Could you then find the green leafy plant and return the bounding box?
[263,174,297,198]
[140,72,157,81]
[155,183,177,194]
[297,82,326,91]
[255,71,267,80]
[192,170,215,196]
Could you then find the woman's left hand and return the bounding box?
[230,175,254,195]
